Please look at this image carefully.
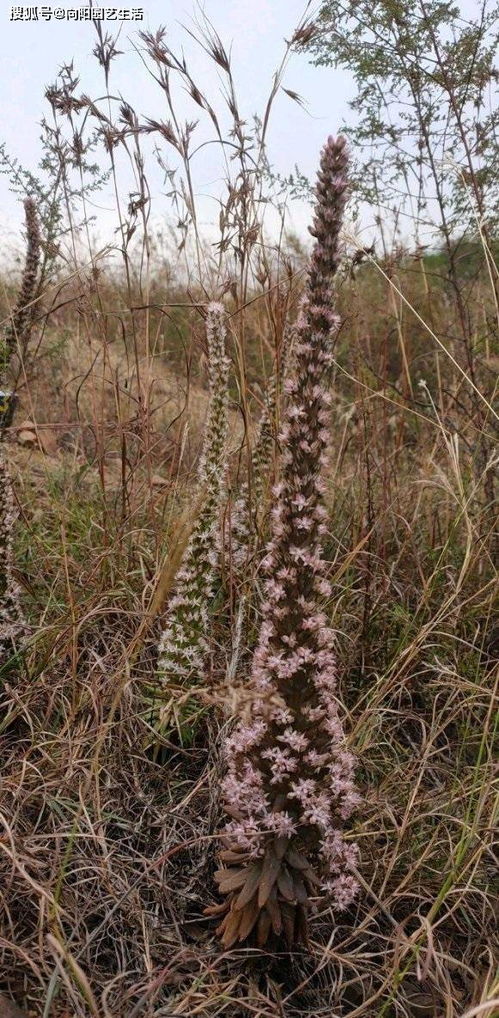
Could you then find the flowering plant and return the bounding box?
[211,137,360,947]
[0,197,39,666]
[151,303,230,735]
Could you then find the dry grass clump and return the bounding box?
[0,244,496,1015]
[0,11,497,1018]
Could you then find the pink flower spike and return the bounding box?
[216,137,359,947]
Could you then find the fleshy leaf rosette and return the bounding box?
[211,136,360,948]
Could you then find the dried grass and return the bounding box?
[0,12,497,1016]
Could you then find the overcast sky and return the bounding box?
[0,0,485,259]
[0,0,361,258]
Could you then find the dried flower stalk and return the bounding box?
[211,136,360,948]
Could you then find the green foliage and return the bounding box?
[306,0,499,243]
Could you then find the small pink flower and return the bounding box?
[218,137,359,914]
[277,728,309,753]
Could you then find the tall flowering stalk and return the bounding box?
[0,441,25,664]
[225,329,292,682]
[3,197,41,370]
[229,326,292,574]
[210,137,360,948]
[151,303,230,733]
[0,198,39,666]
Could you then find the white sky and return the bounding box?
[0,0,486,258]
[0,0,359,256]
